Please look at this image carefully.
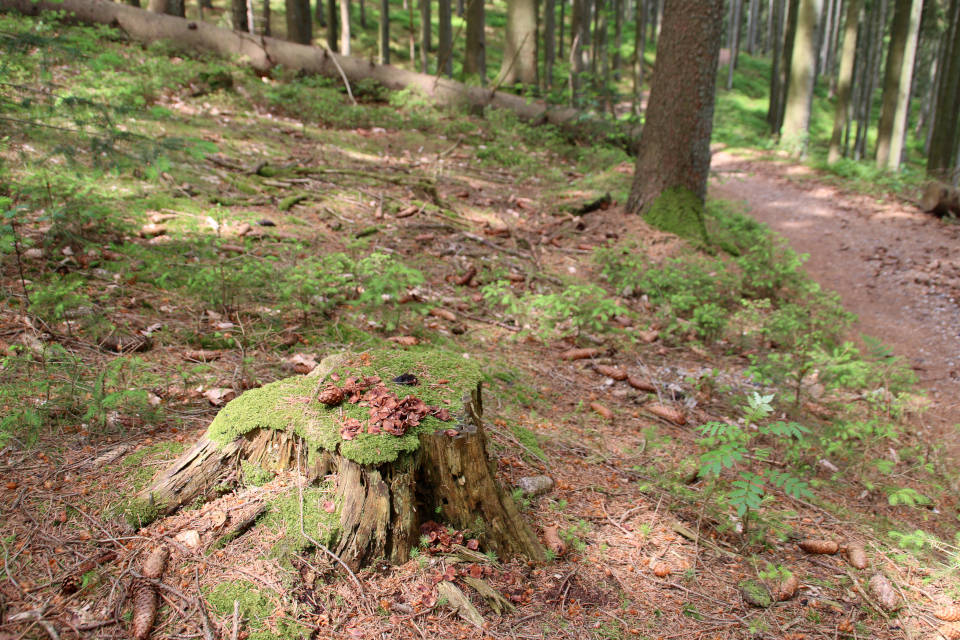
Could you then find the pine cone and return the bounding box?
[645,403,686,425]
[589,402,614,420]
[130,577,159,640]
[388,336,419,346]
[560,348,601,361]
[798,539,839,555]
[627,376,656,392]
[938,623,960,640]
[141,546,169,580]
[935,606,960,622]
[593,364,627,381]
[319,385,344,406]
[868,574,899,611]
[60,572,81,594]
[844,542,869,569]
[772,574,799,601]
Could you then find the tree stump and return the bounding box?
[126,350,545,569]
[921,181,960,217]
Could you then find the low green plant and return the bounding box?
[529,284,627,337]
[697,393,812,543]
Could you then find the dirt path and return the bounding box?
[710,151,960,439]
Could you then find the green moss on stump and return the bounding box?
[208,349,482,466]
[263,483,341,557]
[643,186,709,244]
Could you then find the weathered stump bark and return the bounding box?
[127,350,545,569]
[922,181,960,217]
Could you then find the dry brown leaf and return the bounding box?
[130,577,158,640]
[560,348,601,361]
[868,574,899,611]
[652,562,671,577]
[798,539,839,555]
[141,546,169,580]
[844,543,869,569]
[935,606,960,622]
[593,364,627,381]
[174,530,201,548]
[589,402,614,420]
[430,307,457,322]
[645,403,686,425]
[637,330,659,343]
[543,525,564,556]
[203,388,236,406]
[627,376,656,392]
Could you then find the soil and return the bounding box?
[711,151,960,446]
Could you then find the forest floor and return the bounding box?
[2,13,960,640]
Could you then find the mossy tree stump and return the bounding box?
[131,350,545,569]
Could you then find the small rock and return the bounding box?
[515,476,555,497]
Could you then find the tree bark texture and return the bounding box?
[463,0,486,81]
[827,0,859,164]
[875,0,911,168]
[286,0,312,43]
[501,0,539,85]
[781,0,822,156]
[341,0,351,55]
[626,0,724,213]
[439,0,453,76]
[886,0,922,170]
[379,0,389,63]
[929,0,960,178]
[1,0,580,123]
[327,0,338,50]
[129,353,545,570]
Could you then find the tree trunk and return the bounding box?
[123,352,546,570]
[2,0,581,123]
[545,0,556,86]
[327,0,338,50]
[147,0,168,13]
[922,181,960,216]
[379,0,389,63]
[886,0,921,170]
[287,0,312,42]
[632,0,646,104]
[827,0,859,164]
[341,0,351,55]
[875,0,911,168]
[558,0,565,60]
[772,0,799,135]
[929,0,960,178]
[781,0,823,157]
[315,0,324,30]
[168,0,185,17]
[500,0,539,85]
[612,0,622,79]
[420,0,430,73]
[463,0,486,81]
[746,0,758,55]
[263,0,271,35]
[825,0,842,93]
[767,0,784,130]
[727,0,742,90]
[359,0,366,29]
[439,0,452,75]
[854,0,887,160]
[625,0,724,238]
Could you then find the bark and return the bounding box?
[929,0,960,177]
[128,353,545,569]
[855,0,887,160]
[232,0,250,31]
[571,0,584,89]
[1,0,580,123]
[545,0,556,87]
[463,0,486,81]
[420,0,430,73]
[921,181,960,216]
[818,0,833,77]
[875,0,911,168]
[147,0,167,13]
[341,0,351,55]
[827,0,859,164]
[290,0,312,43]
[772,0,799,134]
[327,0,338,51]
[781,0,823,157]
[264,0,271,35]
[626,0,724,213]
[500,0,539,84]
[747,0,758,55]
[887,0,922,170]
[632,0,646,102]
[439,0,452,76]
[727,0,742,90]
[379,0,389,63]
[612,0,622,79]
[558,0,564,60]
[767,0,784,130]
[169,0,185,18]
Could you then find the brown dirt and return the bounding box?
[711,151,960,446]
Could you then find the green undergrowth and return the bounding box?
[207,350,482,466]
[206,580,309,640]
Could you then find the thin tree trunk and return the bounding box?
[613,0,623,80]
[409,0,415,63]
[652,0,661,41]
[590,0,600,74]
[439,0,452,75]
[316,0,325,29]
[359,0,366,28]
[747,0,758,55]
[463,0,486,81]
[922,37,942,153]
[246,0,255,32]
[626,0,725,222]
[765,0,775,55]
[545,0,556,87]
[633,0,646,105]
[855,0,887,160]
[263,0,271,35]
[774,0,800,134]
[457,0,463,17]
[727,0,743,89]
[825,0,842,92]
[845,11,864,157]
[818,0,833,77]
[876,0,912,168]
[767,0,785,129]
[599,0,609,93]
[929,0,960,177]
[827,0,859,163]
[558,0,565,60]
[326,0,338,50]
[379,0,389,63]
[781,0,823,157]
[420,0,430,73]
[887,0,922,170]
[341,0,351,54]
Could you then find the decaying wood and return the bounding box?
[1,0,579,125]
[462,576,516,615]
[922,181,960,217]
[437,580,484,628]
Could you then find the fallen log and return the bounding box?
[1,0,578,125]
[120,350,545,570]
[921,181,960,217]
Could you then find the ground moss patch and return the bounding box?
[206,580,308,640]
[643,186,709,244]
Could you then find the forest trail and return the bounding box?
[711,151,960,439]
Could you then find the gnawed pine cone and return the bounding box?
[844,542,869,569]
[319,385,344,406]
[798,539,839,555]
[593,364,627,381]
[868,573,899,611]
[935,606,960,622]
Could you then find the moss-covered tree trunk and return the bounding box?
[127,351,545,570]
[625,0,723,242]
